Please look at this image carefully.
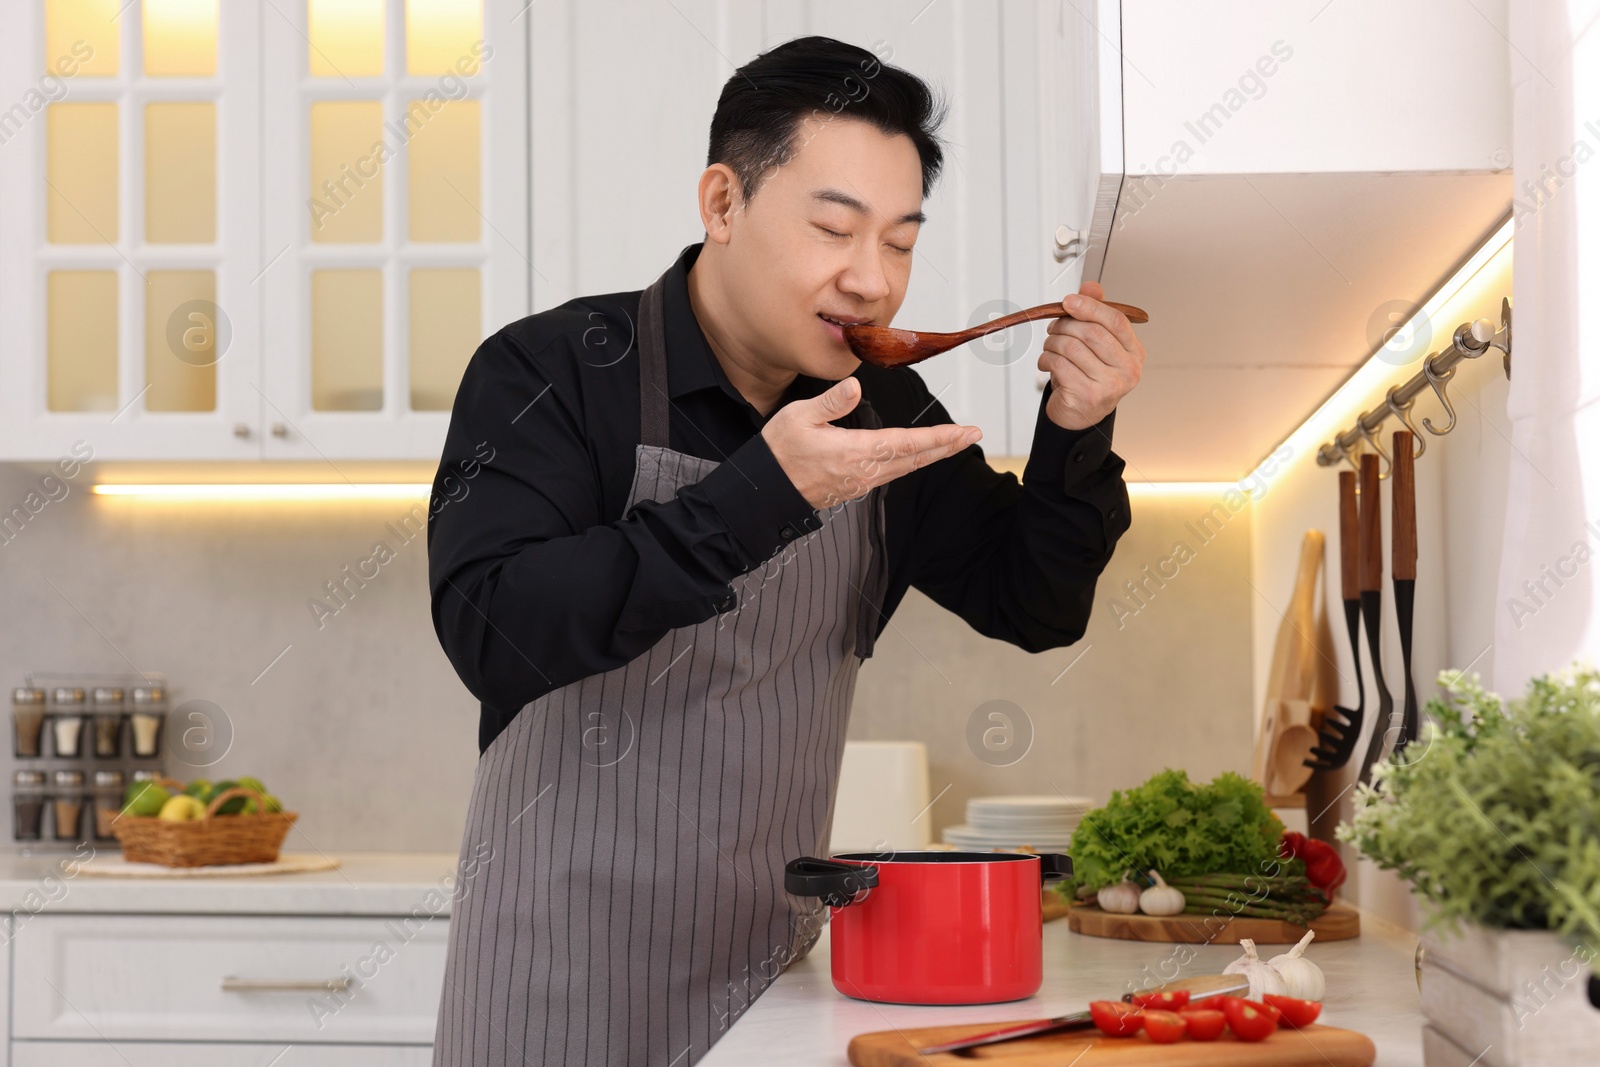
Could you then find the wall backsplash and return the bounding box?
[0,468,1255,856]
[853,489,1256,841]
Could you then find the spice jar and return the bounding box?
[13,769,46,841]
[92,769,125,841]
[129,686,166,758]
[49,687,87,758]
[91,687,125,759]
[13,687,46,758]
[51,769,86,841]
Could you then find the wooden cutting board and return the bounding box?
[849,1022,1376,1065]
[1067,902,1359,944]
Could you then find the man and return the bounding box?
[428,35,1142,1067]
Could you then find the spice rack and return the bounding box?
[11,672,167,851]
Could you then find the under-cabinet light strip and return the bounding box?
[91,483,432,500]
[1248,214,1515,488]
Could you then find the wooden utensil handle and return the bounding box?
[1338,470,1359,600]
[1392,431,1417,581]
[982,300,1150,333]
[1359,454,1382,591]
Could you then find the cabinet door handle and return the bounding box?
[271,423,288,438]
[1053,225,1085,263]
[233,423,251,438]
[221,976,352,993]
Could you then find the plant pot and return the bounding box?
[1419,921,1600,1067]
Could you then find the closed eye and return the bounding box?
[817,225,848,239]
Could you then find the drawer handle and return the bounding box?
[221,977,353,993]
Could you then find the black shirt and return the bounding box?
[429,242,1133,754]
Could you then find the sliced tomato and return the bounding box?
[1089,1000,1144,1037]
[1130,989,1191,1011]
[1262,993,1323,1029]
[1177,1007,1226,1041]
[1140,1009,1186,1044]
[1220,996,1281,1041]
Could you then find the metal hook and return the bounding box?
[1356,418,1392,479]
[1385,387,1427,459]
[1421,354,1458,434]
[1334,437,1360,474]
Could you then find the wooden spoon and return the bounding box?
[842,299,1150,369]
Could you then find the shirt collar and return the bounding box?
[661,242,832,415]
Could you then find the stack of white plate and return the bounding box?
[941,795,1094,852]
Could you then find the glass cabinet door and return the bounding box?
[0,0,525,462]
[260,0,528,459]
[0,0,261,459]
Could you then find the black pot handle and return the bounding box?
[1038,853,1073,883]
[784,857,878,908]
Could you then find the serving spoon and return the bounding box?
[842,299,1149,369]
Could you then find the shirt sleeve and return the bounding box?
[896,382,1132,651]
[427,329,817,720]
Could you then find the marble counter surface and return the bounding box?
[701,910,1426,1066]
[0,849,460,916]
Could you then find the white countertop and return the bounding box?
[700,910,1426,1066]
[0,849,459,916]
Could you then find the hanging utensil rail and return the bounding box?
[1315,298,1512,478]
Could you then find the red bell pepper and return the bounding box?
[1279,831,1347,898]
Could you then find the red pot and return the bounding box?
[785,850,1071,1005]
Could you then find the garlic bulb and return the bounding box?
[1224,938,1288,1000]
[1096,872,1141,914]
[1138,870,1186,916]
[1268,930,1326,1000]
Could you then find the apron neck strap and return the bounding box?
[637,270,672,449]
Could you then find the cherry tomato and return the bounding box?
[1177,1007,1227,1041]
[1220,997,1281,1041]
[1130,989,1191,1011]
[1089,1000,1144,1037]
[1140,1009,1186,1044]
[1262,993,1323,1029]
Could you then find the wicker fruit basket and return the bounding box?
[110,776,297,867]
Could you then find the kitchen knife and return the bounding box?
[914,974,1251,1056]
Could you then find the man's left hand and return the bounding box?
[1038,280,1145,431]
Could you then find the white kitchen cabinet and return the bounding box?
[0,0,265,461]
[14,913,447,1044]
[530,0,1105,456]
[259,0,528,460]
[0,0,529,462]
[12,1043,433,1066]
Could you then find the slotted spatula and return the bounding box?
[1305,469,1365,771]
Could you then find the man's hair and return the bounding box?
[707,35,947,206]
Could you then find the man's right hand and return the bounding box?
[761,377,982,510]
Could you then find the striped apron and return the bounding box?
[433,265,887,1067]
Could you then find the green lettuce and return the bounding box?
[1067,769,1286,894]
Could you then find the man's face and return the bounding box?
[718,116,925,381]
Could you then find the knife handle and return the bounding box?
[1392,431,1417,581]
[1359,453,1382,592]
[1338,470,1359,601]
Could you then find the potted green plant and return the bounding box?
[1339,664,1600,1066]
